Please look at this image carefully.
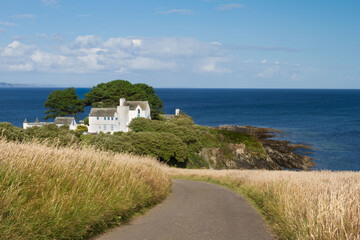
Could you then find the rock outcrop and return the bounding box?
[200,125,315,171]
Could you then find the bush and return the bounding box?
[86,132,188,165]
[129,117,201,153]
[83,117,89,126]
[0,122,25,141]
[0,123,80,146]
[76,125,88,131]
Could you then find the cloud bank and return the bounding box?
[0,35,301,84]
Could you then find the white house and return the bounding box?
[23,117,78,130]
[88,98,151,134]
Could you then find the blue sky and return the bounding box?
[0,0,359,88]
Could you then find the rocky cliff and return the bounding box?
[199,125,315,171]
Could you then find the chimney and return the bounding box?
[23,118,28,123]
[175,109,180,116]
[120,98,126,106]
[35,117,39,123]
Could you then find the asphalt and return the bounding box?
[96,179,274,240]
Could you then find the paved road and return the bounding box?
[96,179,273,240]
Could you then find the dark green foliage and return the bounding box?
[0,122,25,141]
[129,115,268,168]
[129,117,201,153]
[24,125,80,145]
[44,88,84,120]
[168,115,196,128]
[83,117,89,126]
[217,129,266,156]
[84,80,163,119]
[84,132,188,164]
[0,123,80,146]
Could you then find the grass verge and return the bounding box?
[0,139,171,239]
[166,168,360,240]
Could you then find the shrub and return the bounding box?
[129,117,201,153]
[0,122,25,141]
[76,125,88,131]
[0,123,80,146]
[87,132,188,165]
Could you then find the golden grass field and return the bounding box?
[167,168,360,240]
[0,140,171,239]
[1,137,359,240]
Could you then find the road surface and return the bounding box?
[96,179,273,240]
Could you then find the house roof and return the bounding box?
[89,108,117,117]
[27,122,51,126]
[54,117,76,125]
[124,101,148,110]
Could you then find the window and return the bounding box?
[111,125,114,130]
[104,125,106,130]
[137,109,140,117]
[111,117,113,120]
[97,117,99,120]
[115,117,118,120]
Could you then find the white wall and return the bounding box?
[88,114,121,134]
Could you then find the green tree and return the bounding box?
[44,88,84,120]
[84,80,163,119]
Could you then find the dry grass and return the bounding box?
[167,168,360,240]
[0,139,171,239]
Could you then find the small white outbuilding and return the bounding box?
[23,117,78,130]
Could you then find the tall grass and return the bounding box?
[0,140,171,239]
[167,168,360,240]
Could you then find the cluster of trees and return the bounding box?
[44,80,163,120]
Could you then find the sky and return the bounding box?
[0,0,359,88]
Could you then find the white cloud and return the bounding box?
[218,3,243,11]
[158,8,193,15]
[0,21,17,27]
[257,66,280,78]
[9,63,34,71]
[1,41,35,57]
[0,36,229,74]
[211,41,222,46]
[11,14,37,19]
[197,57,231,74]
[0,36,301,81]
[73,35,102,48]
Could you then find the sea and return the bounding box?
[0,88,359,171]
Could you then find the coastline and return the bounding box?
[206,125,315,170]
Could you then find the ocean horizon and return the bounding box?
[1,87,359,171]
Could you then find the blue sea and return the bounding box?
[1,88,360,171]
